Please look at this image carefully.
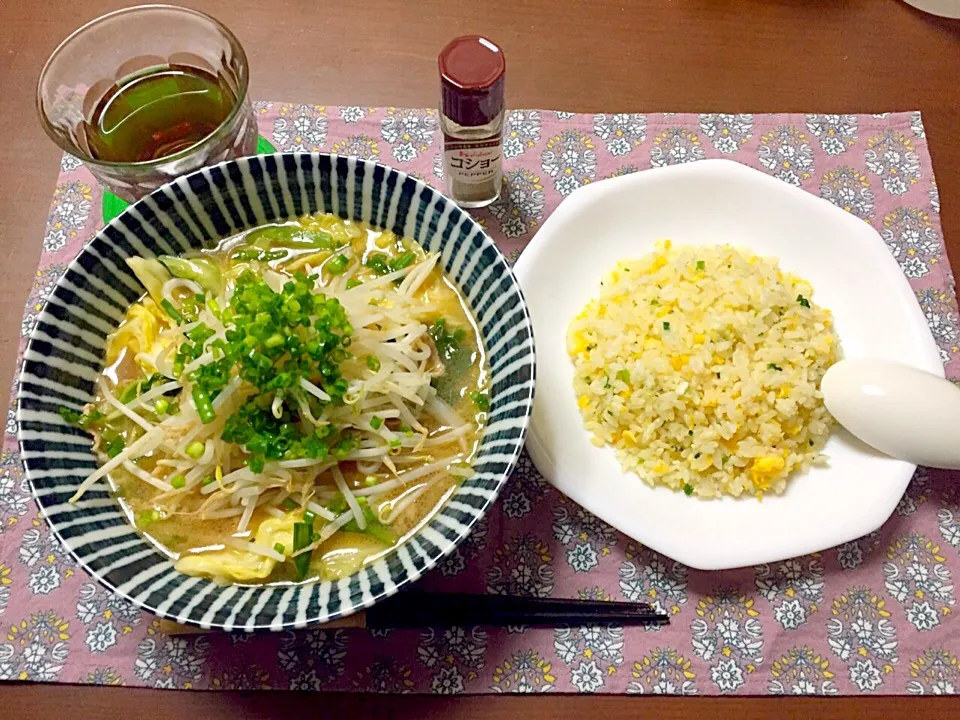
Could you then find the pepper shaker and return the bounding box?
[438,36,506,208]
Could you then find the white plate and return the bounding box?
[513,159,942,570]
[901,0,960,19]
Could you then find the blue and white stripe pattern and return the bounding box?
[16,153,535,630]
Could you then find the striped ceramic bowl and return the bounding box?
[16,154,535,630]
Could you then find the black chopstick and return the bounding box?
[364,592,669,629]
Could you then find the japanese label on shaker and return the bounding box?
[443,137,502,185]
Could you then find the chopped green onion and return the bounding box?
[346,278,362,289]
[274,543,285,555]
[160,299,184,324]
[202,476,215,486]
[58,407,82,425]
[343,505,395,544]
[117,381,142,404]
[767,363,783,371]
[364,522,395,546]
[470,391,490,412]
[389,439,402,448]
[154,398,170,415]
[190,267,356,473]
[185,441,206,459]
[104,435,125,458]
[292,522,313,580]
[662,321,671,330]
[696,260,706,271]
[364,253,390,275]
[683,483,694,496]
[326,254,350,275]
[333,435,357,460]
[328,495,347,514]
[616,369,630,383]
[366,355,381,372]
[77,409,104,429]
[61,406,103,428]
[192,387,216,424]
[370,416,383,430]
[231,247,263,261]
[797,294,810,308]
[170,474,186,489]
[303,510,317,526]
[187,323,214,345]
[389,251,416,271]
[282,498,298,511]
[136,509,162,527]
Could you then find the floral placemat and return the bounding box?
[1,106,958,694]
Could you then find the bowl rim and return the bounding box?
[16,151,535,629]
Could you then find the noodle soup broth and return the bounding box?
[67,212,489,585]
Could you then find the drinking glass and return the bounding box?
[37,4,258,203]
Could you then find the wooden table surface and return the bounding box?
[1,0,959,716]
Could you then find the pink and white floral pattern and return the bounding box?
[380,108,437,163]
[755,558,825,631]
[827,585,898,692]
[882,207,942,279]
[627,647,698,694]
[504,111,542,159]
[806,114,858,156]
[820,167,875,221]
[768,646,837,695]
[865,130,921,196]
[699,114,752,155]
[758,126,814,186]
[2,109,957,695]
[650,127,704,167]
[271,104,328,152]
[594,113,646,157]
[541,130,596,196]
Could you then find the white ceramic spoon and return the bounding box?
[821,358,960,469]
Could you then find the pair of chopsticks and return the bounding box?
[369,592,668,629]
[159,592,669,635]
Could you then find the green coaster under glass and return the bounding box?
[101,135,278,224]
